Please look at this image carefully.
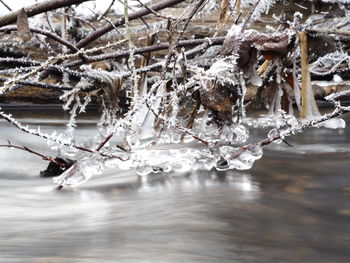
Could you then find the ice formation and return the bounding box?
[53,154,104,187]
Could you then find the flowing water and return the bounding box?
[0,106,350,263]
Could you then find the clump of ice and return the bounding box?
[322,118,346,129]
[218,145,263,171]
[53,154,104,187]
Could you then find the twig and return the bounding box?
[240,0,261,33]
[0,26,79,53]
[0,0,11,11]
[306,27,350,37]
[95,133,114,151]
[98,0,115,21]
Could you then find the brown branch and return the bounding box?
[0,76,73,91]
[67,37,225,68]
[0,0,92,27]
[95,133,114,151]
[75,0,186,49]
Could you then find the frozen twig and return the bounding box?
[0,39,127,93]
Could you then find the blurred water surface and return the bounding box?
[0,108,350,263]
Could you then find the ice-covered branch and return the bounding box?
[0,109,125,160]
[0,76,73,91]
[0,26,79,53]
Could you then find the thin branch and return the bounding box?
[0,25,79,53]
[240,0,261,33]
[306,27,350,37]
[95,133,114,151]
[75,0,186,49]
[0,39,127,93]
[98,0,115,21]
[0,0,11,11]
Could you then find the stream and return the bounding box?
[0,106,350,263]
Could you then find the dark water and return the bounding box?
[0,108,350,263]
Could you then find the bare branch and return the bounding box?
[0,25,79,53]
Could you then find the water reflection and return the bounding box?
[137,172,260,201]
